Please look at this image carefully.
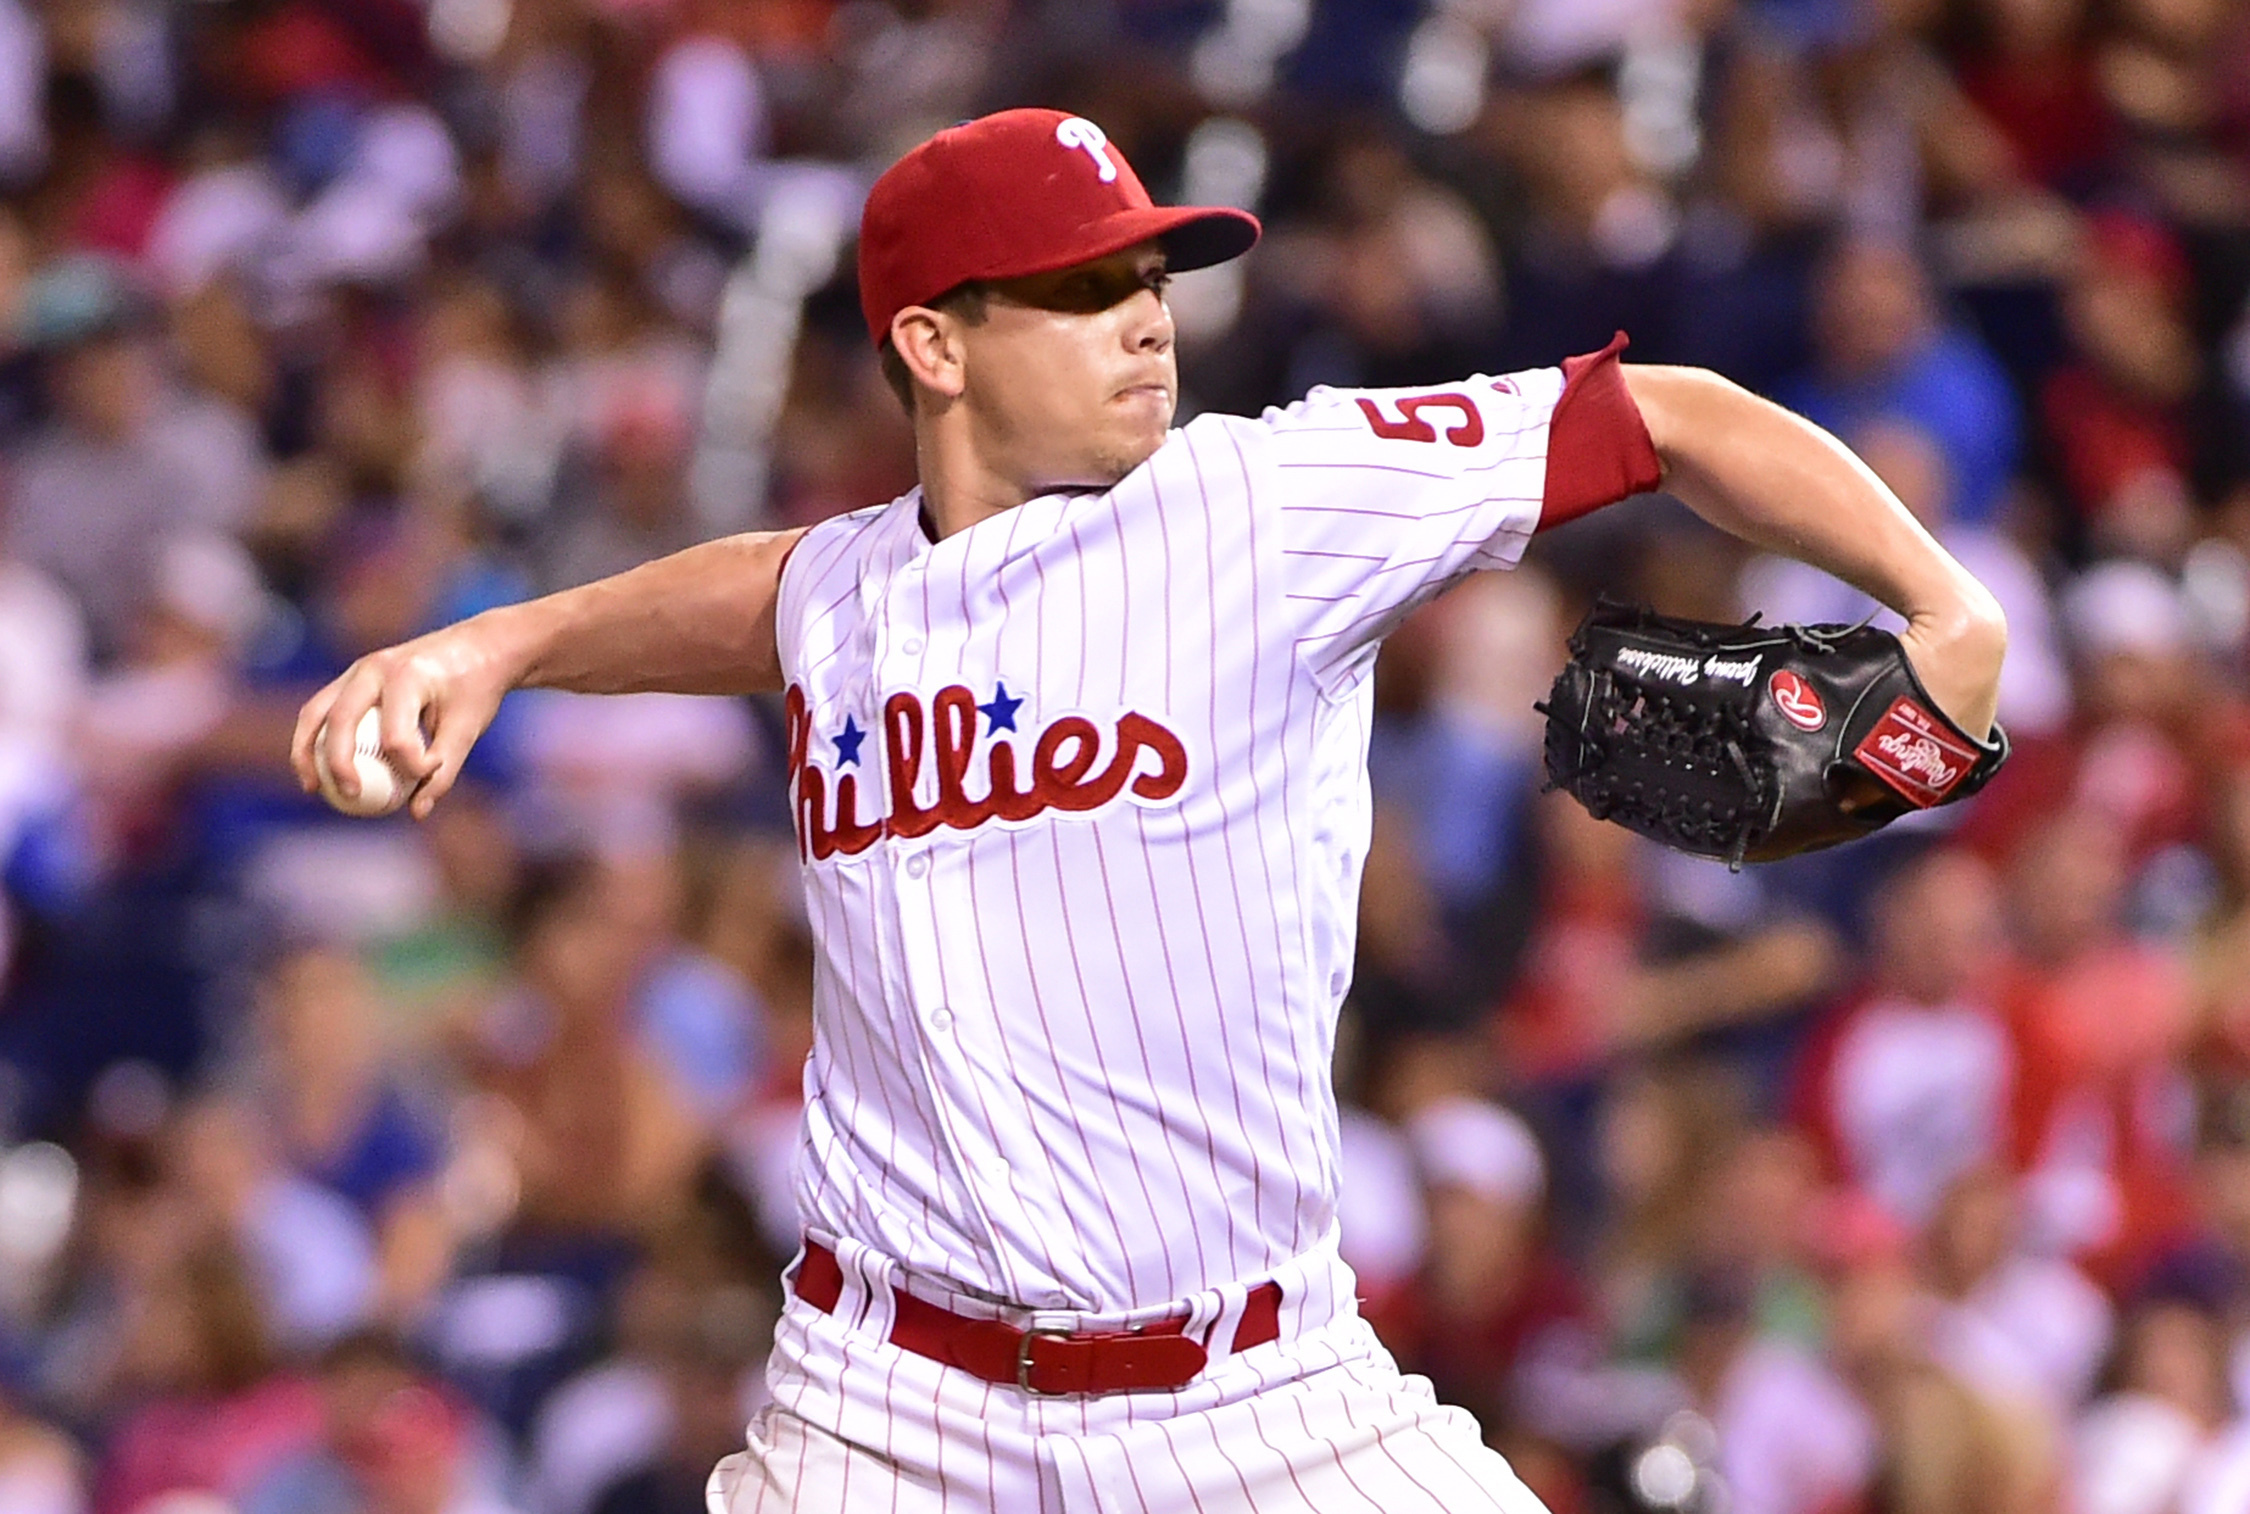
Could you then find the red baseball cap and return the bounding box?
[858,108,1262,347]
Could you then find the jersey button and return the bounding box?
[900,636,925,657]
[904,853,929,880]
[929,1007,954,1031]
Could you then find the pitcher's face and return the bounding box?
[954,242,1178,490]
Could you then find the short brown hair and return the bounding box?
[877,282,988,413]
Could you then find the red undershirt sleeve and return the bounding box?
[1539,330,1662,531]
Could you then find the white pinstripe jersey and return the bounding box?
[774,366,1568,1315]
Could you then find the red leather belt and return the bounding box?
[794,1242,1282,1395]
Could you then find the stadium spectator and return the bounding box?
[247,944,454,1328]
[2073,1291,2236,1514]
[239,1331,518,1514]
[1794,848,2016,1233]
[462,854,705,1256]
[6,258,261,662]
[89,1240,322,1514]
[1779,238,2021,531]
[1921,1164,2113,1425]
[1829,1251,2056,1514]
[2040,210,2201,560]
[2002,809,2198,1279]
[1952,0,2118,192]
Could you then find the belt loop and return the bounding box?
[852,1242,898,1342]
[792,1242,844,1313]
[1200,1284,1249,1369]
[802,1235,891,1340]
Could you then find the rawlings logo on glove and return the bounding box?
[1768,670,1825,730]
[1854,698,1979,804]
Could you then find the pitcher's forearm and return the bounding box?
[292,527,803,816]
[1623,365,2005,734]
[1623,367,1991,624]
[502,529,803,696]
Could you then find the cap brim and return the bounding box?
[1150,206,1262,273]
[871,204,1265,344]
[973,204,1262,288]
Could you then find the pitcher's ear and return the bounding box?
[891,307,969,403]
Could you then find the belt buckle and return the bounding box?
[1015,1327,1075,1395]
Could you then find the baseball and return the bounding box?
[314,709,419,818]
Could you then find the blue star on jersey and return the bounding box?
[979,683,1023,733]
[833,714,866,767]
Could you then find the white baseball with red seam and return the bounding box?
[314,709,418,818]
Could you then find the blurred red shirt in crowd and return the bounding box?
[1794,850,2016,1235]
[1998,812,2197,1287]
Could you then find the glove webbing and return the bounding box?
[1547,677,1777,867]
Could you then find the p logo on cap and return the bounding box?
[1055,117,1119,182]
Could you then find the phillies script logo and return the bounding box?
[1768,670,1826,731]
[784,684,1190,860]
[1851,697,1977,808]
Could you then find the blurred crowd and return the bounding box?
[0,1,2248,1513]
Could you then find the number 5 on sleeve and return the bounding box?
[1353,393,1484,446]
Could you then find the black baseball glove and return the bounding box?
[1539,602,2009,868]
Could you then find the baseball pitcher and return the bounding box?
[293,109,2007,1512]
